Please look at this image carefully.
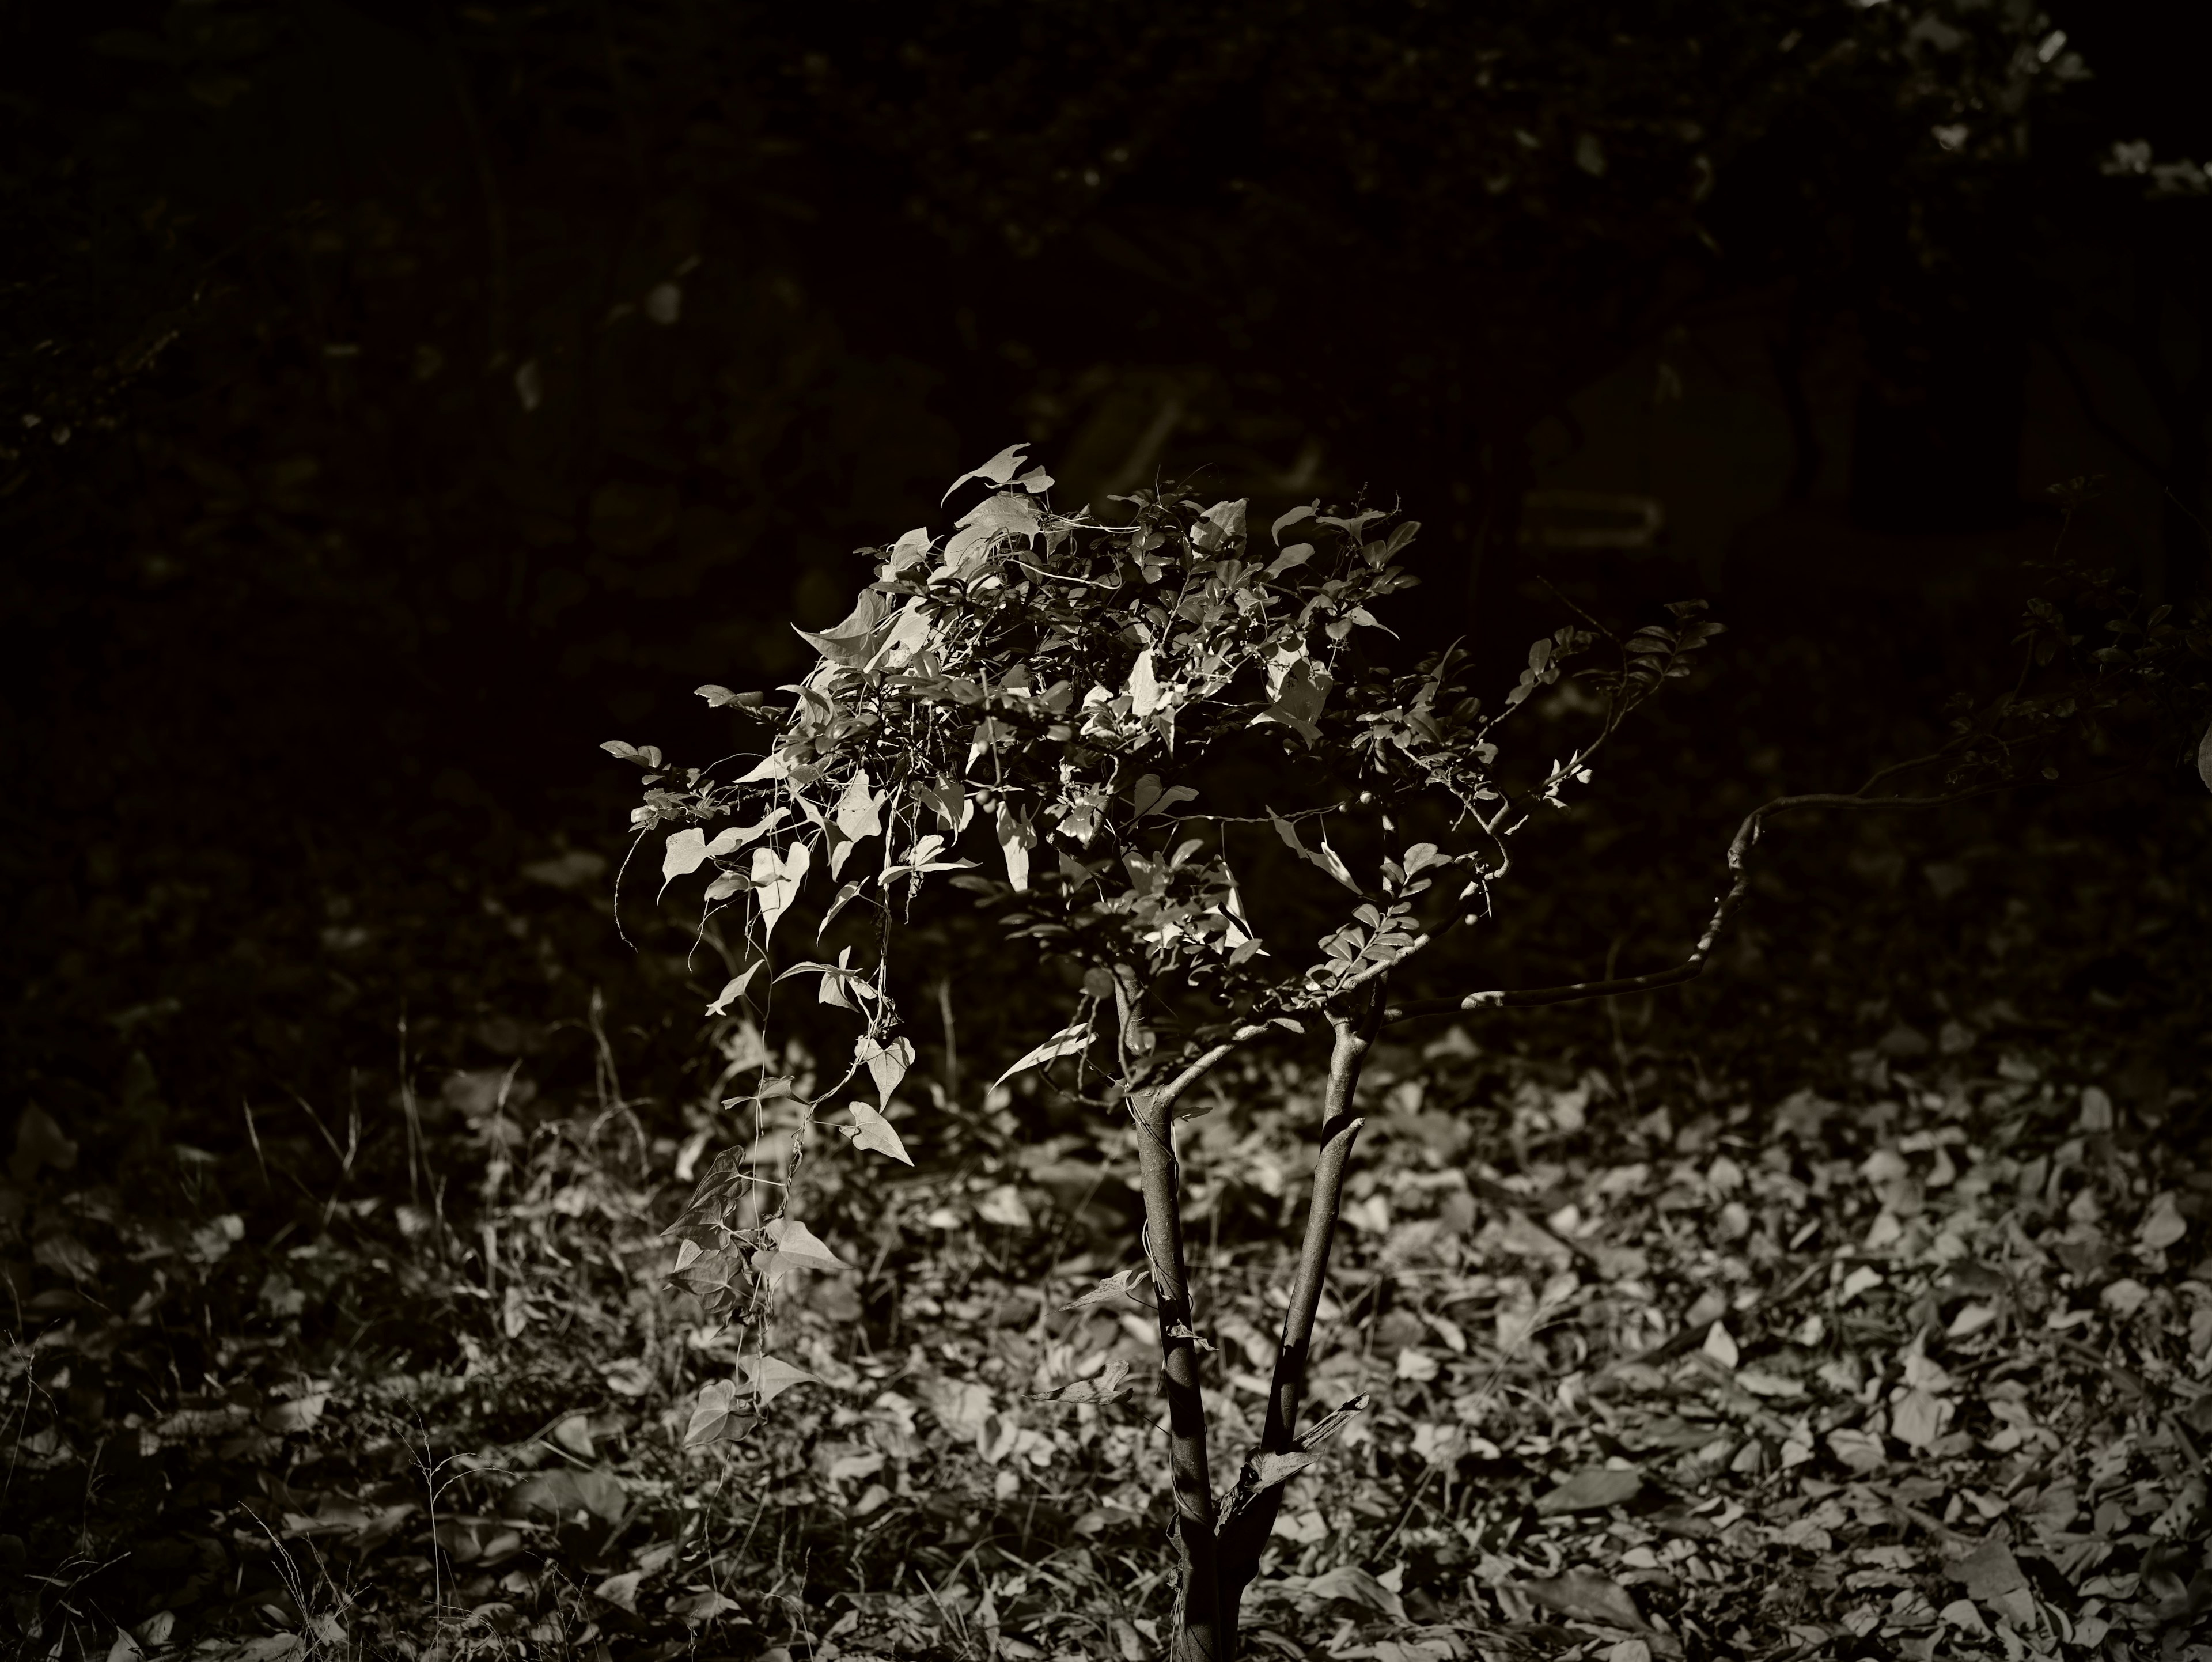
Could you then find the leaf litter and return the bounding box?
[6,994,2211,1661]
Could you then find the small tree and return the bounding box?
[613,450,2209,1661]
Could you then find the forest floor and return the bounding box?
[8,759,2212,1662]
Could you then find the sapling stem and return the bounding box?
[1132,1082,1225,1662]
[1218,986,1385,1617]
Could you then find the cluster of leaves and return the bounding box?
[612,449,1726,1421]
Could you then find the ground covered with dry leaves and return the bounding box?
[9,959,2212,1662]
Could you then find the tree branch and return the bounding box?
[1380,784,1990,1027]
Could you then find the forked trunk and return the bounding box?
[1130,991,1384,1662]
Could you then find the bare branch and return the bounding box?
[1381,783,1993,1027]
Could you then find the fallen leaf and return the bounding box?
[1702,1322,1738,1368]
[1938,1597,1990,1636]
[1892,1387,1949,1451]
[1828,1428,1887,1472]
[593,1570,642,1612]
[678,1590,741,1623]
[2102,1278,2150,1316]
[2140,1192,2188,1251]
[1536,1468,1645,1515]
[1945,1537,2027,1600]
[1946,1302,1999,1339]
[1302,1565,1406,1619]
[1520,1569,1647,1632]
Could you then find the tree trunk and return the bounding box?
[1216,994,1384,1632]
[1132,1082,1226,1662]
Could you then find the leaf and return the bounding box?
[1268,811,1361,893]
[662,827,708,885]
[833,769,883,841]
[1243,1449,1316,1494]
[793,586,896,666]
[2198,717,2211,794]
[1271,503,1316,544]
[740,1354,819,1406]
[817,877,867,936]
[1302,1566,1405,1620]
[705,963,762,1016]
[1702,1321,1738,1368]
[841,1101,912,1165]
[762,1216,846,1273]
[679,1589,743,1624]
[854,1033,914,1102]
[704,808,790,859]
[593,1571,643,1612]
[753,839,812,942]
[997,803,1034,892]
[2141,1191,2189,1251]
[1193,498,1247,551]
[978,1184,1032,1226]
[1034,1357,1134,1403]
[1536,1468,1645,1515]
[1065,1267,1151,1311]
[696,684,766,712]
[1827,1427,1887,1472]
[262,1393,328,1434]
[1892,1387,1949,1450]
[1293,1393,1369,1452]
[681,1381,743,1452]
[993,1020,1094,1086]
[1127,649,1164,717]
[942,442,1031,503]
[1520,1569,1647,1632]
[1252,657,1332,741]
[1130,773,1199,818]
[1945,1538,2027,1600]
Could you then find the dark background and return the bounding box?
[5,0,2210,1152]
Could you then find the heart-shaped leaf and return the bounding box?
[760,1216,846,1274]
[740,1354,819,1407]
[842,1101,911,1165]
